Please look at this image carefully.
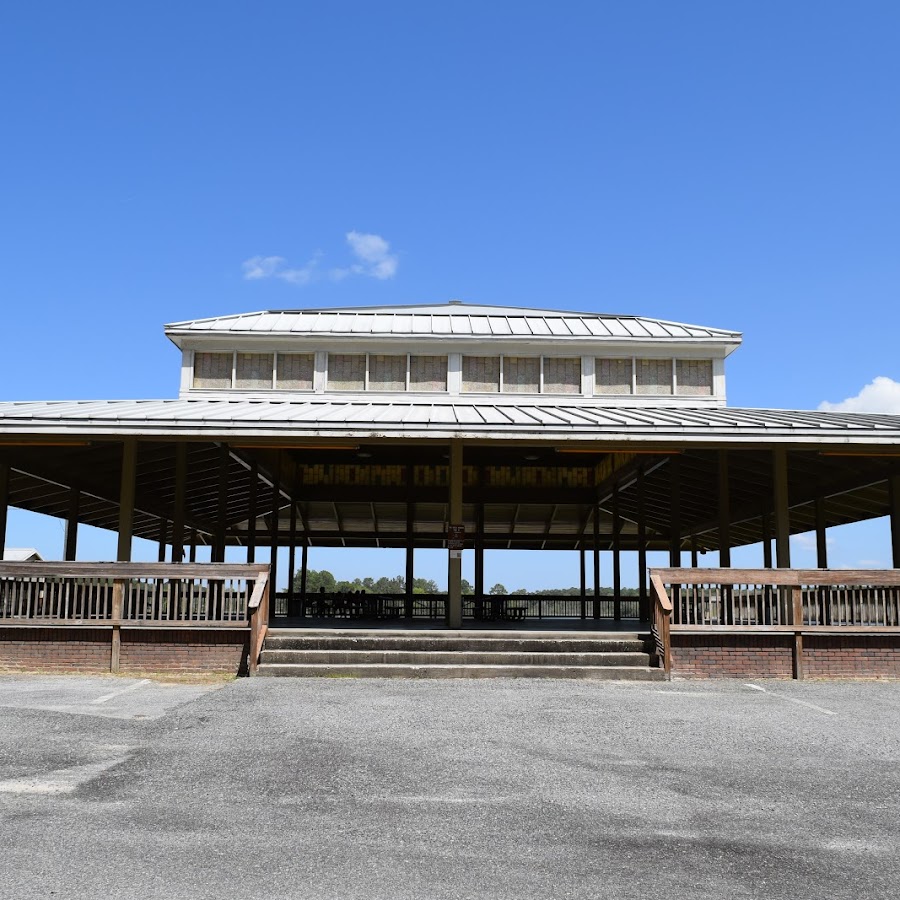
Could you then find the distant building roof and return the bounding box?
[165,302,742,344]
[2,548,44,561]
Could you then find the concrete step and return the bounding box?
[263,630,647,655]
[259,649,653,667]
[255,663,665,680]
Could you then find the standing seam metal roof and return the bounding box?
[164,304,742,341]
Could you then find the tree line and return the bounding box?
[293,569,641,596]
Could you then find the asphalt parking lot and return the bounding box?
[1,674,898,900]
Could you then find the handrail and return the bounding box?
[247,571,270,676]
[649,573,673,678]
[650,567,900,680]
[0,561,269,579]
[650,567,900,587]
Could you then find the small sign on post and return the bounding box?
[447,524,465,552]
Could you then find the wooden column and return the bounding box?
[579,545,586,619]
[761,508,773,568]
[117,439,137,562]
[474,496,485,618]
[592,503,600,619]
[157,517,167,562]
[171,443,187,563]
[270,452,281,600]
[0,461,8,558]
[815,498,828,568]
[213,444,229,563]
[690,536,699,568]
[247,462,258,564]
[300,543,309,617]
[447,440,463,628]
[287,500,297,616]
[669,455,682,567]
[405,465,415,618]
[64,487,80,561]
[637,467,648,622]
[189,529,197,562]
[612,483,621,621]
[773,448,791,568]
[890,473,900,568]
[717,450,731,567]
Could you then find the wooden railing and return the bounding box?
[0,562,270,673]
[650,568,900,679]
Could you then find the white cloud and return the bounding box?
[242,256,285,280]
[344,231,398,280]
[818,377,900,414]
[241,231,398,287]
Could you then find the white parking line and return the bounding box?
[91,679,151,705]
[744,683,836,716]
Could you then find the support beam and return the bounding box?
[612,483,621,621]
[447,440,463,628]
[287,500,297,616]
[406,465,415,618]
[300,543,308,617]
[189,529,197,563]
[117,439,137,562]
[815,498,828,569]
[157,517,167,562]
[171,443,187,563]
[890,473,900,569]
[773,448,791,568]
[247,462,258,564]
[474,500,484,603]
[64,487,80,561]
[270,452,281,597]
[213,444,229,563]
[669,455,682,567]
[579,546,586,620]
[761,508,773,568]
[717,450,731,567]
[0,461,8,558]
[637,467,648,622]
[592,503,600,619]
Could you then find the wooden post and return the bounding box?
[669,455,682,567]
[637,467,648,622]
[247,462,258,564]
[447,440,463,628]
[110,579,124,673]
[690,536,698,568]
[474,490,484,601]
[773,449,791,568]
[0,461,9,558]
[815,498,828,568]
[612,483,621,621]
[189,529,197,563]
[157,517,167,562]
[287,501,297,616]
[579,545,586,619]
[761,508,773,568]
[64,487,80,561]
[213,444,229,563]
[300,543,308,617]
[117,439,137,562]
[171,443,187,563]
[270,452,281,602]
[890,473,900,568]
[592,503,600,619]
[792,585,804,680]
[406,465,415,618]
[718,450,731,568]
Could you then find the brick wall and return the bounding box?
[803,635,900,677]
[671,634,794,678]
[0,627,249,675]
[671,632,900,678]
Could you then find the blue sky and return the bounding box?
[2,1,899,587]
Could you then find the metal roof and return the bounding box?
[164,302,742,343]
[1,399,899,445]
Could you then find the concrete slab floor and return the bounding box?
[1,676,899,900]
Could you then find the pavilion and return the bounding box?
[1,301,899,677]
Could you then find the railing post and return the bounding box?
[792,585,804,680]
[110,578,125,673]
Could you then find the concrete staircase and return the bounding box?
[256,628,664,679]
